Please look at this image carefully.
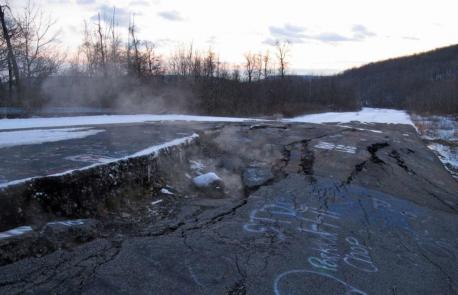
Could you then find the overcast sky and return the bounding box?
[11,0,458,74]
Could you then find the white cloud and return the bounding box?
[158,10,184,22]
[266,24,306,44]
[265,24,375,45]
[76,0,95,5]
[129,0,150,6]
[352,25,376,41]
[90,5,132,27]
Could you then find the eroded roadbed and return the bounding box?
[0,122,457,294]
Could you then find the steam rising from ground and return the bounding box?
[41,75,195,114]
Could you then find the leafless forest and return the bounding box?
[1,2,456,116]
[340,44,458,114]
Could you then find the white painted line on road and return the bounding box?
[314,141,357,154]
[338,125,383,134]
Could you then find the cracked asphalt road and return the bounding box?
[0,121,457,294]
[0,122,205,184]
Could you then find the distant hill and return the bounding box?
[338,44,458,114]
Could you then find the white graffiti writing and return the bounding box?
[243,200,379,274]
[343,237,378,272]
[372,197,417,219]
[308,236,378,273]
[274,269,367,295]
[243,202,340,241]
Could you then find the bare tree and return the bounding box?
[108,7,122,74]
[0,3,20,97]
[80,20,96,76]
[127,15,141,77]
[254,52,263,81]
[13,0,61,98]
[191,51,203,78]
[143,40,162,76]
[231,65,241,82]
[262,50,271,79]
[95,13,107,76]
[274,40,289,79]
[79,7,123,77]
[203,48,216,78]
[244,52,255,83]
[218,61,230,79]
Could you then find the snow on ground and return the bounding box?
[151,199,163,206]
[65,154,116,164]
[287,108,415,126]
[427,143,458,178]
[428,143,458,167]
[0,226,33,240]
[411,114,458,141]
[128,133,199,158]
[0,108,415,131]
[411,114,458,179]
[0,128,104,148]
[0,114,260,131]
[192,172,222,188]
[190,160,205,172]
[160,188,174,195]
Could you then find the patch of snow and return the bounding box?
[0,133,199,190]
[160,188,174,195]
[151,199,163,206]
[190,160,205,172]
[437,129,456,141]
[129,133,198,158]
[0,114,260,131]
[428,143,458,170]
[65,154,116,164]
[411,114,458,141]
[192,172,222,188]
[411,114,458,178]
[287,108,414,126]
[0,128,104,148]
[0,226,33,240]
[46,219,86,227]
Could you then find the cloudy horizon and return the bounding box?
[10,0,458,74]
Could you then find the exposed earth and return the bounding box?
[0,121,457,294]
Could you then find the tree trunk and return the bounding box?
[0,5,21,99]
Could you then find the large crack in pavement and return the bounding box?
[134,131,322,256]
[146,135,318,239]
[345,142,390,184]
